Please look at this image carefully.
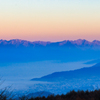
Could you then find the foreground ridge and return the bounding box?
[19,90,100,100]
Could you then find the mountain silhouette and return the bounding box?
[0,39,100,63]
[31,63,100,82]
[0,39,100,48]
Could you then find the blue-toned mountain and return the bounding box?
[0,39,100,48]
[31,63,100,82]
[0,39,100,63]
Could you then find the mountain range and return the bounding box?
[31,63,100,82]
[0,39,100,63]
[0,39,100,48]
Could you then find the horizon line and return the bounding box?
[0,38,99,43]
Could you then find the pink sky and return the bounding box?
[0,0,100,42]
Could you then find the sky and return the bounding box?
[0,0,100,42]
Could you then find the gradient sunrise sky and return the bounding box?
[0,0,100,42]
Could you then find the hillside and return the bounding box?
[31,63,100,82]
[25,90,100,100]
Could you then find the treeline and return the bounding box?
[1,90,100,100]
[28,90,100,100]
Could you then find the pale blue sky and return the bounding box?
[0,0,100,41]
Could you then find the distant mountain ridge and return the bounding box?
[0,39,100,48]
[0,39,51,47]
[31,63,100,82]
[0,39,100,63]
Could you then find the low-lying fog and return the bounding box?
[0,60,95,95]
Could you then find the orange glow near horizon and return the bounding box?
[0,0,100,42]
[0,16,100,42]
